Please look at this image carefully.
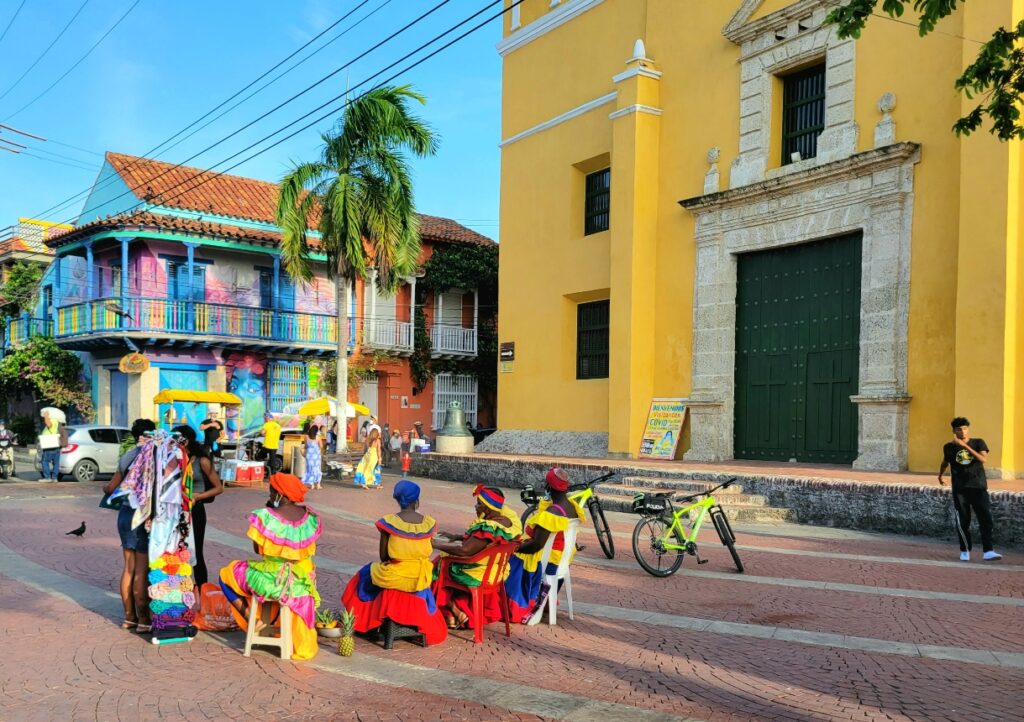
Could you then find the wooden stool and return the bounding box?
[243,601,292,659]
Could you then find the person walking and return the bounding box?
[389,430,402,468]
[38,408,68,483]
[301,425,323,490]
[261,412,282,474]
[938,416,1002,562]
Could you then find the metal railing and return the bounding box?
[362,319,413,352]
[53,297,337,346]
[431,323,477,356]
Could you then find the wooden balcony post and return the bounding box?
[84,242,94,333]
[272,255,281,340]
[52,255,61,329]
[473,288,479,355]
[184,242,198,332]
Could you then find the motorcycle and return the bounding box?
[0,438,15,480]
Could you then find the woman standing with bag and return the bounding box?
[102,418,155,632]
[38,408,68,483]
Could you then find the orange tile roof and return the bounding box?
[104,151,494,247]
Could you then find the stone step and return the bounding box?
[618,476,747,495]
[596,485,797,523]
[596,483,766,507]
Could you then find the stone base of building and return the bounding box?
[475,430,610,458]
[436,435,474,454]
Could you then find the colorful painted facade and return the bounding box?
[4,152,494,436]
[496,0,1024,476]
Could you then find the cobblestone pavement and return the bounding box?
[1,471,1022,722]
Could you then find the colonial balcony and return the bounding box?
[430,323,477,358]
[48,297,338,355]
[361,318,414,356]
[3,316,52,349]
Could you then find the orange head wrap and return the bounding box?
[270,472,307,503]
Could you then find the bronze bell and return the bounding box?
[439,401,472,437]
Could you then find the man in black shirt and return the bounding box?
[938,417,1002,562]
[199,410,224,458]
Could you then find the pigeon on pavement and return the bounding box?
[66,522,86,536]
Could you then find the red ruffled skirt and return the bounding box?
[341,564,448,646]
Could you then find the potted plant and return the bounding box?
[315,608,342,637]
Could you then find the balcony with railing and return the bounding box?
[49,297,338,354]
[3,316,52,350]
[361,318,414,356]
[430,323,477,358]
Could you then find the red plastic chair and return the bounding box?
[434,541,519,644]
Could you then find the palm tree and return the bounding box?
[275,85,438,450]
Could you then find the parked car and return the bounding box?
[34,425,132,482]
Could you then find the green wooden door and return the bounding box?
[734,233,861,463]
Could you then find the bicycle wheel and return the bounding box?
[711,508,744,573]
[632,516,684,577]
[588,499,615,559]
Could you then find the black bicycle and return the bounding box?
[520,471,617,559]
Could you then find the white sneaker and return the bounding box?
[960,551,970,562]
[983,551,1003,561]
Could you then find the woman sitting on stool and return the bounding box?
[219,473,322,660]
[341,480,447,645]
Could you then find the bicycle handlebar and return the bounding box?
[676,477,737,503]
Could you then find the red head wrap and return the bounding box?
[270,472,307,503]
[545,467,570,493]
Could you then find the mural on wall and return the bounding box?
[157,368,209,431]
[225,352,267,435]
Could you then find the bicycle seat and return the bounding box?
[568,483,589,493]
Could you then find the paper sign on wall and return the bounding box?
[638,398,687,460]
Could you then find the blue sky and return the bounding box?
[0,0,503,239]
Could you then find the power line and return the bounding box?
[3,0,145,122]
[40,0,462,229]
[20,151,98,173]
[25,0,394,223]
[0,0,27,47]
[0,0,93,103]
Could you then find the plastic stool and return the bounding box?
[243,601,292,659]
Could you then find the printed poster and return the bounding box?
[638,398,687,460]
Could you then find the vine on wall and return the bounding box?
[415,243,498,408]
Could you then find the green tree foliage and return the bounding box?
[0,262,43,316]
[0,337,93,418]
[827,1,1024,139]
[274,85,438,435]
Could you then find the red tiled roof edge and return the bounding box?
[100,151,494,247]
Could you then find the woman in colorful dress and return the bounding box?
[354,428,382,489]
[504,467,585,624]
[301,425,323,490]
[340,480,447,645]
[432,485,522,629]
[219,473,322,660]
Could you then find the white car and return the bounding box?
[35,425,131,482]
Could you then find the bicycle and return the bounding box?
[630,477,744,577]
[520,471,617,559]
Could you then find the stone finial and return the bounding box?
[632,38,648,62]
[704,147,721,195]
[874,92,897,148]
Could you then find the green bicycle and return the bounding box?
[520,471,616,559]
[630,478,744,577]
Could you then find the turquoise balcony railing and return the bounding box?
[54,298,338,348]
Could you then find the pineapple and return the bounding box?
[337,609,356,657]
[316,608,339,629]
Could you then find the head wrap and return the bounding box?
[545,467,570,493]
[393,479,420,508]
[473,484,505,512]
[270,473,306,503]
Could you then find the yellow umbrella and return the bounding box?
[297,396,371,418]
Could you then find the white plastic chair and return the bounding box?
[527,518,580,626]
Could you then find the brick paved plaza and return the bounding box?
[1,471,1021,722]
